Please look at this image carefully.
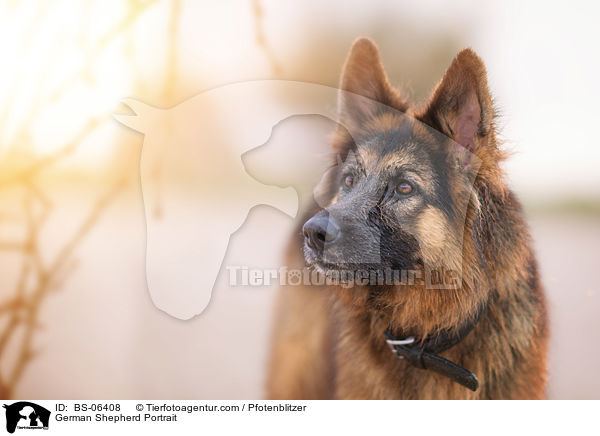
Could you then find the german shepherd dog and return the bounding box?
[267,38,548,399]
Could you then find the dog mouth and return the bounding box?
[303,241,423,281]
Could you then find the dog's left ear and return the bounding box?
[418,48,494,161]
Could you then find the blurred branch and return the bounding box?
[0,117,104,189]
[0,0,283,400]
[165,0,181,104]
[49,173,128,278]
[252,0,283,77]
[46,0,159,105]
[0,172,129,397]
[4,0,158,156]
[149,0,181,220]
[0,0,154,400]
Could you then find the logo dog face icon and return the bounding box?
[3,402,50,433]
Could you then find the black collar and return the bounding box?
[383,300,487,392]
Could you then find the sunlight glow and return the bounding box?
[0,1,144,161]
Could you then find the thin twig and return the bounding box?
[0,0,155,399]
[252,0,283,77]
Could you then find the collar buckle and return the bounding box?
[385,336,415,359]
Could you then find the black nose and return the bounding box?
[302,213,340,251]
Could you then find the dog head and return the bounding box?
[303,38,498,289]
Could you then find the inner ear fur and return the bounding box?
[417,48,494,155]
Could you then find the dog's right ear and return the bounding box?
[338,38,408,129]
[418,48,495,163]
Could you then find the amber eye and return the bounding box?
[397,181,413,195]
[344,175,354,188]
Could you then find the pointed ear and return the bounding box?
[338,38,408,129]
[418,48,494,156]
[114,99,163,133]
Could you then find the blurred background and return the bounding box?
[0,0,598,399]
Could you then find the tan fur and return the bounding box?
[415,206,461,268]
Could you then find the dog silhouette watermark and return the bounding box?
[115,81,479,319]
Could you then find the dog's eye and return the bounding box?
[396,181,413,195]
[344,175,354,188]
